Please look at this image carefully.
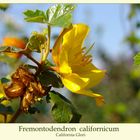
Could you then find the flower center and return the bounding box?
[71,47,92,67]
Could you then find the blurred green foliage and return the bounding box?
[72,54,140,122]
[134,53,140,65]
[71,4,140,123]
[0,4,9,11]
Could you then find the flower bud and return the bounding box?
[3,80,25,98]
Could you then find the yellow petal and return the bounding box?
[72,63,105,88]
[76,89,105,106]
[63,24,89,50]
[72,63,99,74]
[82,69,105,89]
[52,24,89,67]
[62,24,89,65]
[58,24,89,74]
[59,45,72,74]
[62,73,89,92]
[52,27,71,66]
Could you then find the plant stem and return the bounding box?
[3,114,7,123]
[40,48,44,63]
[9,97,22,123]
[9,108,22,123]
[41,25,51,64]
[0,50,41,67]
[48,25,51,50]
[22,52,41,67]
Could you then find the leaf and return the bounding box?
[116,103,127,114]
[45,60,54,67]
[46,4,75,27]
[0,104,7,114]
[46,95,51,103]
[134,53,140,65]
[128,7,136,19]
[0,104,14,115]
[24,4,76,28]
[28,107,40,114]
[49,91,81,123]
[39,70,63,88]
[0,54,18,65]
[5,106,14,114]
[0,4,9,11]
[125,32,140,45]
[0,47,8,52]
[23,9,46,23]
[136,22,140,28]
[0,47,23,64]
[0,46,23,53]
[26,32,47,52]
[0,77,10,84]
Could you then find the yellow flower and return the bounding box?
[52,24,106,106]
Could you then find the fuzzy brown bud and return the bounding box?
[3,66,46,112]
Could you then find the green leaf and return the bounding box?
[0,4,9,11]
[128,7,136,19]
[0,104,14,115]
[45,60,54,67]
[134,53,140,65]
[28,107,40,114]
[46,4,75,27]
[24,9,46,23]
[49,91,81,123]
[116,103,127,114]
[125,32,140,45]
[0,54,18,65]
[0,46,23,53]
[26,32,47,52]
[0,77,10,84]
[0,47,7,52]
[24,4,76,28]
[136,22,140,28]
[5,106,14,114]
[0,104,7,114]
[39,70,63,88]
[0,47,23,64]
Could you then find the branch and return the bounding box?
[22,52,41,67]
[0,49,41,67]
[9,97,22,123]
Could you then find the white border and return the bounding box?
[0,1,140,140]
[0,123,140,140]
[0,0,139,4]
